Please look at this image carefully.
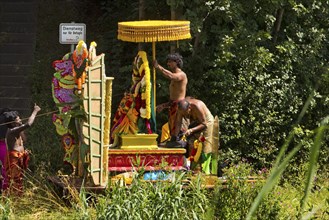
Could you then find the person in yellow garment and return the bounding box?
[4,104,41,194]
[173,97,215,174]
[153,53,188,143]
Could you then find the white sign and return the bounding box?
[59,23,86,44]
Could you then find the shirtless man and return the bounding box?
[153,53,188,141]
[174,97,215,173]
[4,104,41,193]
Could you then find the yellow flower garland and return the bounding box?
[193,139,203,162]
[187,136,205,163]
[137,51,151,119]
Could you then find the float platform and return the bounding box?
[108,147,187,172]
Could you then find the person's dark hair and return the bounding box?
[0,108,11,115]
[166,53,183,68]
[3,111,19,128]
[178,99,190,111]
[0,109,11,138]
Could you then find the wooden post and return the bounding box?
[152,42,156,113]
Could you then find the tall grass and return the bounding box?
[96,172,210,220]
[1,167,97,219]
[0,196,11,219]
[8,172,71,219]
[0,162,327,219]
[246,90,329,219]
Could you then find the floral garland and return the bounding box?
[137,51,151,119]
[188,136,206,163]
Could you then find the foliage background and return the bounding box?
[28,0,329,175]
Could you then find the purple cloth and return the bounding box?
[0,140,8,189]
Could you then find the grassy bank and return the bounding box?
[1,163,328,220]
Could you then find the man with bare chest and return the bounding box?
[4,104,41,194]
[153,53,188,141]
[174,97,215,174]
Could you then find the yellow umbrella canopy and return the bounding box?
[117,20,191,115]
[118,20,191,42]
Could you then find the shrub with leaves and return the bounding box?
[96,172,210,220]
[212,162,282,219]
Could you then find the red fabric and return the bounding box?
[168,101,179,135]
[6,150,30,195]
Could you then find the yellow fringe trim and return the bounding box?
[118,20,191,43]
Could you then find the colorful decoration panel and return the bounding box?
[51,40,98,175]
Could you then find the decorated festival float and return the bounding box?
[50,40,112,189]
[49,20,219,191]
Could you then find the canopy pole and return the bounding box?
[152,42,156,114]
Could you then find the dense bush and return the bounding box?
[212,163,278,219]
[212,162,329,219]
[179,0,329,170]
